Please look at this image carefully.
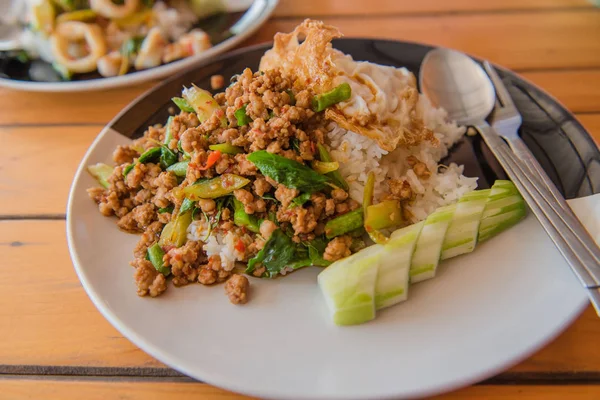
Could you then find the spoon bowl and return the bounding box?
[419,48,496,126]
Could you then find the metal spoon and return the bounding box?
[419,48,600,314]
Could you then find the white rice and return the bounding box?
[327,96,478,224]
[187,217,253,271]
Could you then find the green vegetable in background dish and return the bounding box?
[316,143,348,190]
[147,243,171,276]
[172,97,195,113]
[247,151,329,193]
[312,83,352,112]
[87,163,113,189]
[183,174,250,199]
[324,208,364,239]
[233,199,260,233]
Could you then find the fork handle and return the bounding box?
[476,123,600,290]
[507,136,600,264]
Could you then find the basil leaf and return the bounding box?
[246,229,297,278]
[291,192,311,207]
[160,146,178,169]
[179,198,195,215]
[247,151,329,193]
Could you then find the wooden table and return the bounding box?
[2,1,600,398]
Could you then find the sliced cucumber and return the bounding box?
[376,221,423,309]
[317,244,383,326]
[440,189,491,260]
[478,180,527,242]
[410,204,456,283]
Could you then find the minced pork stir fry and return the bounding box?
[87,67,368,304]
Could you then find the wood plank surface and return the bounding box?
[4,2,600,399]
[0,11,599,126]
[2,112,599,217]
[274,0,592,17]
[2,219,600,374]
[253,11,600,71]
[2,380,600,400]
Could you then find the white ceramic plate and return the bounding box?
[67,40,595,399]
[0,0,277,92]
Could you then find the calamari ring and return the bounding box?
[50,22,107,73]
[90,0,139,19]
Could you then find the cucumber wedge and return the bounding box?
[410,204,456,283]
[478,180,527,242]
[318,244,383,326]
[376,221,424,309]
[440,189,491,260]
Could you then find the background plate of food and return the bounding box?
[67,20,600,400]
[0,0,278,91]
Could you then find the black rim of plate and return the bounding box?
[107,38,600,199]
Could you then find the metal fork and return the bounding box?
[484,61,600,310]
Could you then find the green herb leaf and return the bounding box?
[158,205,174,214]
[179,198,195,215]
[138,147,161,164]
[291,192,311,207]
[246,151,329,193]
[246,229,297,277]
[160,146,178,169]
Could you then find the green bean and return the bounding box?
[166,160,189,177]
[317,143,348,190]
[324,208,364,239]
[365,200,403,230]
[183,174,250,199]
[163,116,174,145]
[312,83,352,112]
[234,105,252,126]
[138,146,161,163]
[209,143,243,154]
[233,199,260,233]
[147,243,170,276]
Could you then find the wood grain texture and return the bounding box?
[252,11,600,71]
[1,219,600,374]
[2,380,600,400]
[274,0,592,17]
[0,125,100,216]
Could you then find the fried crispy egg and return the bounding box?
[260,20,435,151]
